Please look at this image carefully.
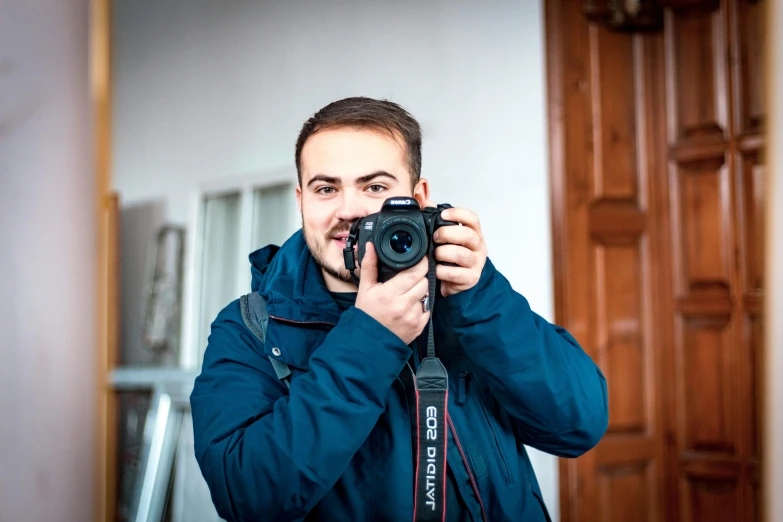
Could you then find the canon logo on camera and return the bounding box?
[389,199,412,205]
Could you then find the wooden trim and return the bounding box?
[91,0,116,520]
[763,0,782,519]
[543,0,573,520]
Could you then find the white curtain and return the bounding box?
[197,192,241,365]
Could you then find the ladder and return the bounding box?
[110,367,199,522]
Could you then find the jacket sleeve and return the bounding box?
[439,259,608,458]
[190,299,412,521]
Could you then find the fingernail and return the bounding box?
[433,231,439,241]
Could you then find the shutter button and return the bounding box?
[272,347,282,356]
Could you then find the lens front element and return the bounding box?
[389,231,413,254]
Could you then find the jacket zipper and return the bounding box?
[269,315,335,327]
[448,415,488,522]
[457,371,469,405]
[472,383,512,483]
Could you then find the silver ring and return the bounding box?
[421,295,429,313]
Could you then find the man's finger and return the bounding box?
[403,275,430,303]
[436,264,475,286]
[386,255,429,294]
[441,207,481,234]
[434,225,483,251]
[359,242,378,288]
[408,255,431,282]
[434,244,476,268]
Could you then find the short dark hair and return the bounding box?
[295,97,422,187]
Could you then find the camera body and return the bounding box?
[344,197,458,283]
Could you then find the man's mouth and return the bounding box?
[331,233,349,246]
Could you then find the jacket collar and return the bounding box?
[250,229,344,327]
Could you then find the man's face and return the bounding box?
[296,126,429,290]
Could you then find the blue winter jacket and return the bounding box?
[191,231,608,521]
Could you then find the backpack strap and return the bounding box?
[240,292,292,388]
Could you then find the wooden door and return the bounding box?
[545,1,766,521]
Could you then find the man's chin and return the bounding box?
[326,243,356,283]
[318,250,357,284]
[303,232,357,285]
[323,263,356,285]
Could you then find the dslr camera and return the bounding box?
[343,196,458,283]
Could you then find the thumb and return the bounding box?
[359,242,378,288]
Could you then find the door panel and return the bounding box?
[668,4,728,141]
[546,0,765,520]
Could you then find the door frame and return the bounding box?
[91,0,115,520]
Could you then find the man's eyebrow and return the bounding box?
[306,174,341,188]
[355,171,398,185]
[306,171,398,188]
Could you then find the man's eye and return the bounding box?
[367,184,386,193]
[317,186,336,194]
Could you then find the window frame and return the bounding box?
[180,169,298,370]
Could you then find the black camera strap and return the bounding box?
[413,238,449,522]
[343,215,450,520]
[343,220,361,286]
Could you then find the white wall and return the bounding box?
[112,0,558,518]
[0,1,96,521]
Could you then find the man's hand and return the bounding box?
[355,242,430,345]
[427,201,488,297]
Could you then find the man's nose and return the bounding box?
[335,190,368,222]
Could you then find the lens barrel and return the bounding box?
[378,220,424,269]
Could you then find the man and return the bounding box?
[191,97,608,521]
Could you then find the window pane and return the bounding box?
[197,192,241,364]
[252,184,298,250]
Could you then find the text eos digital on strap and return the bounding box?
[412,237,449,521]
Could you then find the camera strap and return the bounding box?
[413,239,448,522]
[343,220,361,286]
[342,217,449,520]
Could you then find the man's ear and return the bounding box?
[413,178,430,208]
[295,183,303,213]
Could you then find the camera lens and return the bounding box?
[389,231,413,254]
[378,220,423,270]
